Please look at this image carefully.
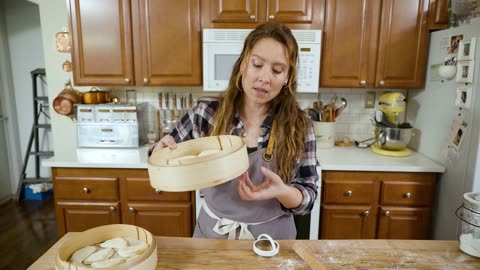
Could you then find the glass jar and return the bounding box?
[457,192,480,257]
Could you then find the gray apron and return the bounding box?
[193,147,297,240]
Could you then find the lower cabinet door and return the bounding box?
[320,205,377,239]
[55,201,121,237]
[124,202,193,237]
[377,206,431,239]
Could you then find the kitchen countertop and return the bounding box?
[28,234,478,269]
[317,145,445,172]
[42,146,151,169]
[43,144,445,173]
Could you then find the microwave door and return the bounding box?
[203,43,243,91]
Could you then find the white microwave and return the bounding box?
[202,29,322,93]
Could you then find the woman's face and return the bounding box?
[241,38,289,105]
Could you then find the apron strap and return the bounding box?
[263,120,276,162]
[202,202,282,240]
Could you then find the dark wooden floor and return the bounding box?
[0,197,57,270]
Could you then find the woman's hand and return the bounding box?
[151,135,178,153]
[237,166,303,208]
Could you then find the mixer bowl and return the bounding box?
[375,125,413,151]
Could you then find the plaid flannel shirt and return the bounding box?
[155,99,319,215]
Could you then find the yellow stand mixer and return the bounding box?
[370,92,413,157]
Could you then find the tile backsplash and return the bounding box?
[109,87,406,143]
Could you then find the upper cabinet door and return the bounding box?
[375,0,429,89]
[211,0,261,23]
[428,0,449,30]
[267,0,312,23]
[201,0,264,28]
[201,0,322,29]
[320,0,381,88]
[68,0,134,86]
[133,0,202,85]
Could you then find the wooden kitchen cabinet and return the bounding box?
[55,201,121,236]
[321,205,377,239]
[321,0,430,89]
[124,203,193,237]
[68,0,201,86]
[200,0,324,29]
[377,206,431,239]
[68,0,133,86]
[320,171,436,240]
[121,172,194,237]
[52,168,196,237]
[428,0,449,30]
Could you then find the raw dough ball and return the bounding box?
[84,248,114,264]
[124,237,146,247]
[118,243,148,258]
[100,237,128,249]
[70,245,96,264]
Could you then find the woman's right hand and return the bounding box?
[151,135,178,153]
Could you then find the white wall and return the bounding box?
[33,0,77,161]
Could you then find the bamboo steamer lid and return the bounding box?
[148,135,249,191]
[55,224,157,270]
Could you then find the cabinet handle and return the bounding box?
[268,15,275,19]
[129,207,135,213]
[249,15,256,19]
[199,192,204,198]
[109,206,116,212]
[82,187,89,193]
[360,80,366,86]
[404,192,411,198]
[379,80,385,86]
[154,189,161,194]
[363,210,369,216]
[344,190,352,197]
[124,78,131,83]
[384,210,390,216]
[144,78,150,84]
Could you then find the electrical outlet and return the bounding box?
[364,91,376,109]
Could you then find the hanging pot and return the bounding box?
[82,87,111,104]
[52,80,83,117]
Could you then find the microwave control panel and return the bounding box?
[297,45,321,93]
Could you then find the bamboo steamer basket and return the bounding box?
[55,224,157,270]
[148,135,249,191]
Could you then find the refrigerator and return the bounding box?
[407,17,480,240]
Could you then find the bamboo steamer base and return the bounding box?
[55,224,157,270]
[148,135,249,191]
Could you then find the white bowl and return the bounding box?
[438,65,457,80]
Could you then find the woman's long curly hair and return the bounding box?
[209,23,309,183]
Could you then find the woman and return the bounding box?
[150,22,318,240]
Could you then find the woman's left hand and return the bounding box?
[237,166,287,201]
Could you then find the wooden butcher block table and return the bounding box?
[29,235,479,269]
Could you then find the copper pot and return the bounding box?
[53,81,83,117]
[82,88,111,104]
